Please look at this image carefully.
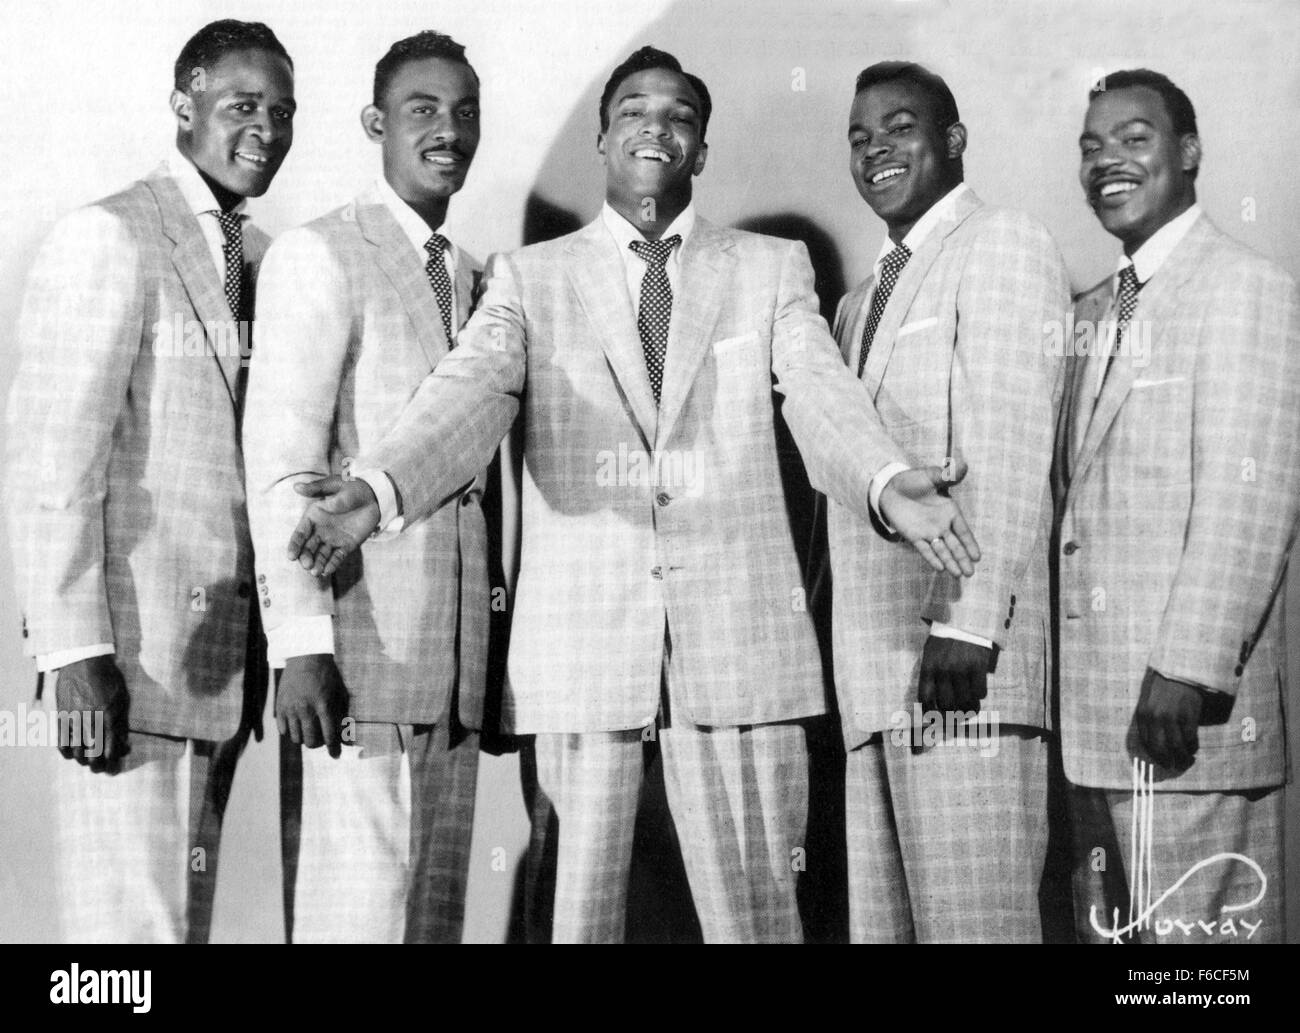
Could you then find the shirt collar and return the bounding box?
[168,145,247,219]
[873,182,971,274]
[1117,203,1202,288]
[375,175,459,260]
[602,200,696,255]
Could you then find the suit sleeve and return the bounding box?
[4,206,142,656]
[772,240,907,521]
[922,213,1070,645]
[1148,262,1300,694]
[359,250,525,518]
[242,228,346,638]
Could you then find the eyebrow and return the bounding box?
[228,90,296,111]
[403,91,479,104]
[616,90,700,114]
[1080,117,1156,143]
[848,107,919,135]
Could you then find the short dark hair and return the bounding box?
[373,30,478,109]
[853,61,960,129]
[1088,68,1197,137]
[173,19,292,94]
[598,45,712,141]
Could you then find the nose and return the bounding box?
[246,109,286,148]
[866,135,891,162]
[639,111,671,140]
[430,112,460,146]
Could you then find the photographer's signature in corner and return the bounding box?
[1090,852,1267,942]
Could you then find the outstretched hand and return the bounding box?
[288,475,381,578]
[878,460,981,577]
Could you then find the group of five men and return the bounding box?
[6,19,1297,944]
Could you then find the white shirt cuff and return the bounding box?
[36,643,115,673]
[266,615,335,669]
[868,462,911,533]
[351,467,404,538]
[928,622,994,650]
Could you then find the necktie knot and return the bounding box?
[629,234,681,269]
[881,242,911,276]
[210,210,244,244]
[424,233,450,258]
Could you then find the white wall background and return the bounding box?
[1,0,1297,942]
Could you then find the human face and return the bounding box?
[848,79,964,241]
[172,47,295,199]
[365,56,480,206]
[597,67,707,224]
[1079,85,1199,252]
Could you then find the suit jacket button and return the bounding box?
[461,494,473,506]
[651,566,663,581]
[1010,595,1017,606]
[1234,665,1244,677]
[1004,618,1012,629]
[262,598,271,608]
[656,492,672,507]
[1062,541,1079,555]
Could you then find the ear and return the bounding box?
[1179,133,1201,175]
[596,130,607,161]
[361,104,384,143]
[945,121,967,161]
[692,141,709,176]
[170,88,194,132]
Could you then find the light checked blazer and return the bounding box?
[359,214,907,734]
[243,186,488,728]
[5,165,267,740]
[827,189,1070,744]
[1053,213,1300,791]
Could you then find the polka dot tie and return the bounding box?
[210,210,246,322]
[424,233,456,348]
[629,234,681,404]
[1103,262,1143,383]
[857,242,911,377]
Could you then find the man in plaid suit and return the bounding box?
[819,62,1070,942]
[243,31,497,944]
[288,46,980,943]
[4,20,295,942]
[1057,69,1299,944]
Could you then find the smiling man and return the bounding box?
[820,61,1070,943]
[4,19,294,942]
[1056,69,1300,944]
[243,31,498,943]
[285,45,982,943]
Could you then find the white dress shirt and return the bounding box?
[275,179,468,665]
[601,199,696,308]
[37,151,249,673]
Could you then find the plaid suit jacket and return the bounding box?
[361,214,906,734]
[825,190,1070,744]
[243,187,488,728]
[1053,213,1300,790]
[4,165,267,740]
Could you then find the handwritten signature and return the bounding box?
[1090,851,1266,942]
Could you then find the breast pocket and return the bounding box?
[1117,376,1192,486]
[708,330,770,433]
[874,319,952,429]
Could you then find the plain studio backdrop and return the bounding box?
[0,0,1297,942]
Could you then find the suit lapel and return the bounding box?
[860,189,984,396]
[358,197,451,370]
[147,168,240,404]
[565,220,658,447]
[1072,214,1215,488]
[656,218,732,446]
